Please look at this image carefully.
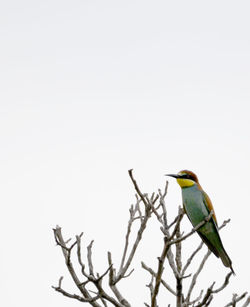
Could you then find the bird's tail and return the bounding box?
[218,247,235,275]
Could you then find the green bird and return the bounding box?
[167,170,234,274]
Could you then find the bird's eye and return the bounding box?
[181,174,192,180]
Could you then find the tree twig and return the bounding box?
[224,292,248,307]
[141,261,176,296]
[53,226,102,307]
[52,276,101,303]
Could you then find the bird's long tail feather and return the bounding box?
[219,247,235,275]
[197,231,235,275]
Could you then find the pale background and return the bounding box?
[0,0,249,306]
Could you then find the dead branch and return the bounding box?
[52,276,101,303]
[128,169,149,208]
[224,292,248,307]
[192,273,233,307]
[118,203,139,273]
[141,261,176,296]
[87,240,95,276]
[53,227,102,307]
[185,249,212,303]
[107,252,131,307]
[175,207,183,307]
[242,295,250,307]
[114,170,156,284]
[182,241,203,276]
[53,226,124,307]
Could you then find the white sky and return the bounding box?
[0,1,249,306]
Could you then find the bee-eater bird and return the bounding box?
[166,170,234,274]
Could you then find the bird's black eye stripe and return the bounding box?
[180,174,192,180]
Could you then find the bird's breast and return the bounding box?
[182,185,209,227]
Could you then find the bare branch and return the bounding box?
[115,170,154,283]
[156,186,180,279]
[54,228,125,307]
[128,169,149,208]
[53,226,101,307]
[158,185,169,230]
[182,241,203,276]
[147,274,154,298]
[213,272,233,293]
[242,295,250,307]
[97,264,113,282]
[175,207,183,307]
[166,214,181,231]
[87,240,95,277]
[52,276,101,303]
[151,236,171,307]
[93,282,126,307]
[188,290,203,306]
[224,292,248,307]
[218,219,231,230]
[76,234,86,274]
[108,252,131,307]
[115,206,151,283]
[119,203,138,273]
[189,265,233,307]
[186,249,211,302]
[167,248,179,279]
[141,261,176,296]
[193,283,215,307]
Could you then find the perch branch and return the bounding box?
[224,292,248,307]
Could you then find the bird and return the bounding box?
[166,170,234,274]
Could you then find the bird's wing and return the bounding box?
[198,190,222,258]
[196,231,220,258]
[202,190,218,225]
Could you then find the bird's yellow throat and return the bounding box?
[176,178,196,188]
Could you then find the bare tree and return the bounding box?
[52,170,249,307]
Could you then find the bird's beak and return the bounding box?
[165,174,180,178]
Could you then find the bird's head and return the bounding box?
[166,170,199,188]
